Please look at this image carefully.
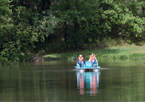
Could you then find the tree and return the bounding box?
[0,0,14,64]
[0,0,59,64]
[100,0,145,42]
[50,0,101,50]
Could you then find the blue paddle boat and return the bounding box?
[75,61,100,70]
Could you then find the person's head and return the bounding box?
[79,54,83,57]
[91,53,94,56]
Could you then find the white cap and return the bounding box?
[79,54,82,57]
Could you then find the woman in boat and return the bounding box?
[89,53,98,67]
[77,54,85,67]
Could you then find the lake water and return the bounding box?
[0,59,145,101]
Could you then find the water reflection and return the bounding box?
[77,70,100,96]
[33,61,44,66]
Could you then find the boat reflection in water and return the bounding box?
[76,69,100,96]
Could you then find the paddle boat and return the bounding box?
[75,61,101,70]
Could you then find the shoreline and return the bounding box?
[43,44,145,60]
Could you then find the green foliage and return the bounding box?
[37,10,59,42]
[0,1,58,64]
[100,0,145,40]
[119,55,129,59]
[47,0,145,51]
[50,0,100,50]
[1,0,145,65]
[0,0,14,64]
[0,57,9,65]
[129,53,145,59]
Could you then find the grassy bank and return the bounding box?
[43,44,145,60]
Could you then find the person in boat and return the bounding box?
[77,54,85,67]
[89,53,98,67]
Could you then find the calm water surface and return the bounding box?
[0,59,145,101]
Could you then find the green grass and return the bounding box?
[43,44,145,60]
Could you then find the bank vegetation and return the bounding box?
[1,0,145,65]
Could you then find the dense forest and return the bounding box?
[1,0,145,64]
